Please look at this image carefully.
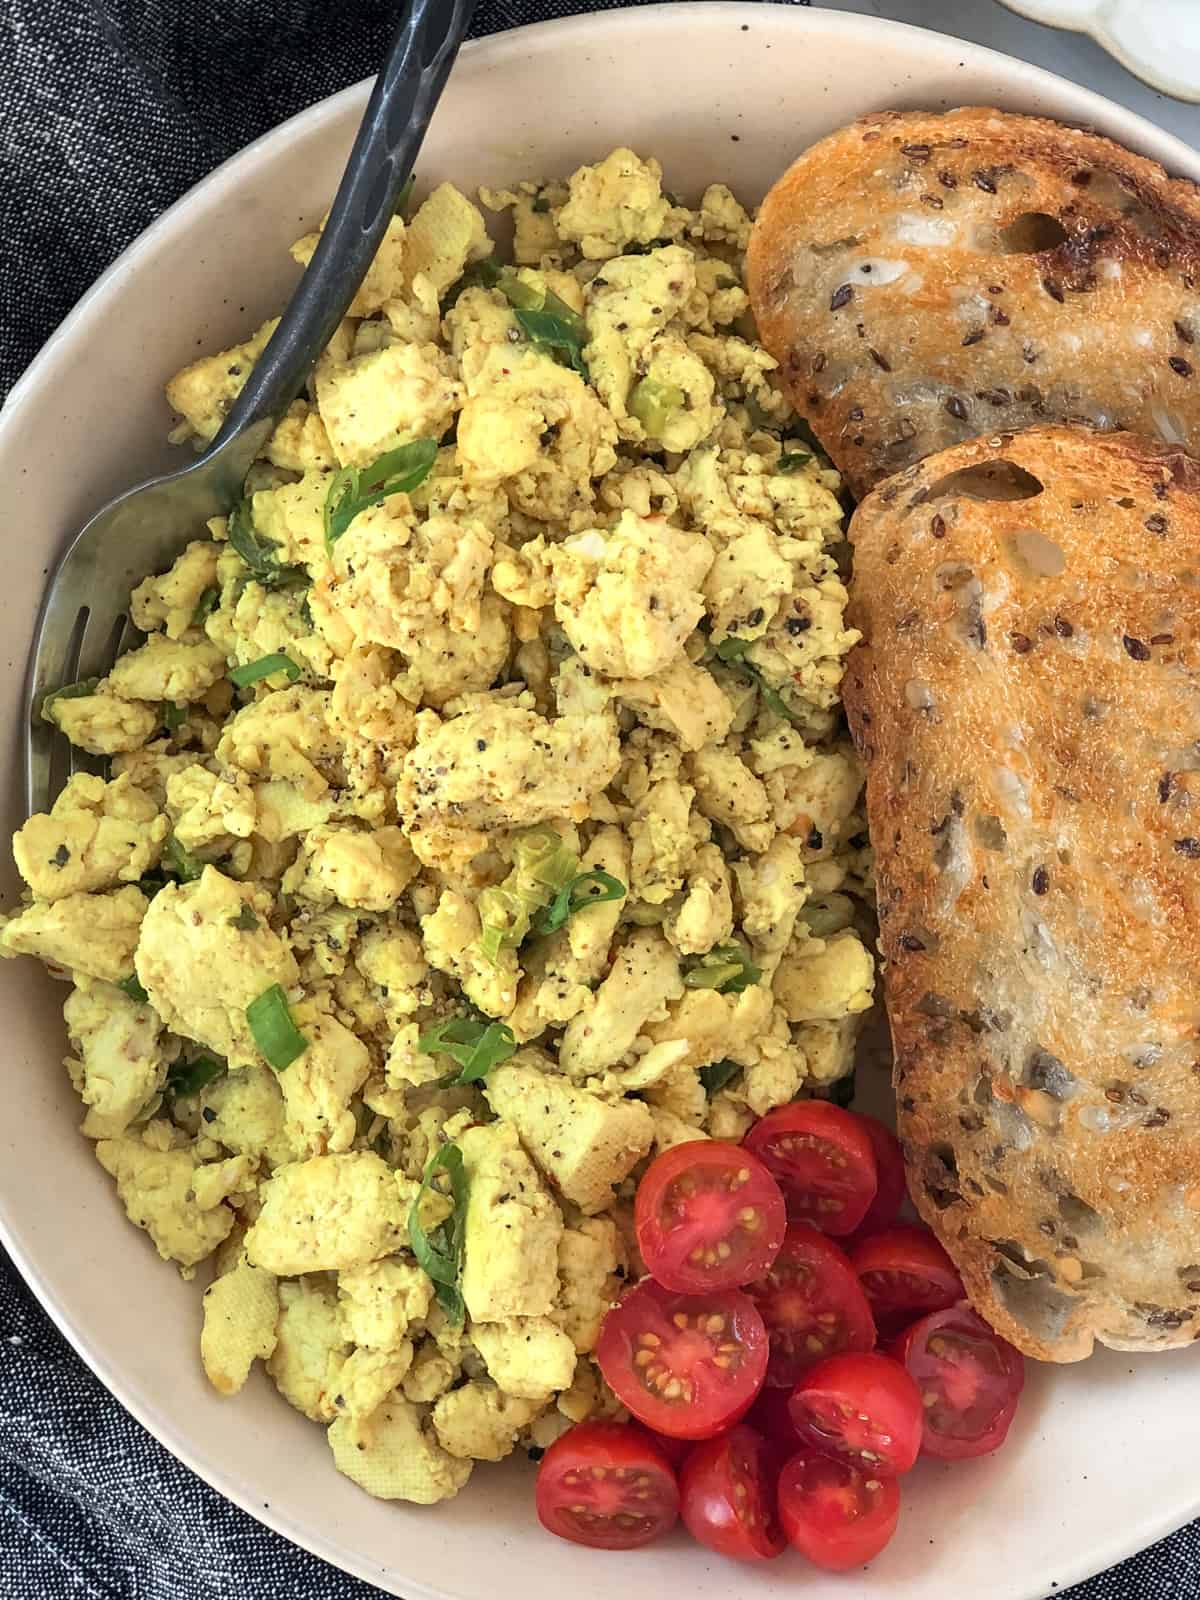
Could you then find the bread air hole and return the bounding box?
[996,211,1069,254]
[991,1267,1083,1342]
[1008,527,1066,579]
[914,459,1045,505]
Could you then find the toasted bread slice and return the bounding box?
[842,425,1200,1361]
[747,108,1200,499]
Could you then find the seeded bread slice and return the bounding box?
[747,107,1200,500]
[842,424,1200,1361]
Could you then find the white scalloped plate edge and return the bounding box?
[998,0,1200,103]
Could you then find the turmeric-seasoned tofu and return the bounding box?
[244,1152,412,1276]
[459,1120,562,1321]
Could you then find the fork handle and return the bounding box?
[209,0,476,458]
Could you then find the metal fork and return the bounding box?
[24,0,476,818]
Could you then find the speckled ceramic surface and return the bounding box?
[2,7,1200,1597]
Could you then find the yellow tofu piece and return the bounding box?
[49,691,160,756]
[13,773,167,902]
[554,1218,623,1353]
[338,1260,434,1349]
[200,1064,295,1169]
[559,929,682,1076]
[130,541,221,639]
[315,343,461,469]
[773,930,875,1024]
[328,1394,472,1503]
[689,743,775,853]
[331,1343,415,1421]
[95,1132,235,1269]
[64,978,168,1136]
[484,1063,655,1215]
[612,657,735,754]
[106,635,228,705]
[215,686,340,799]
[292,215,408,317]
[403,182,491,298]
[276,1009,371,1159]
[459,1120,562,1322]
[469,1317,577,1401]
[555,148,677,261]
[201,1253,278,1396]
[244,1152,412,1276]
[265,400,336,474]
[286,824,418,913]
[165,319,278,441]
[267,1279,349,1421]
[0,885,147,984]
[431,1382,542,1462]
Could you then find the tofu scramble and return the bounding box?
[1,149,876,1506]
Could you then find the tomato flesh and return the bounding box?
[679,1425,786,1561]
[636,1140,787,1294]
[892,1303,1025,1460]
[849,1115,908,1240]
[535,1421,679,1550]
[745,1223,876,1387]
[743,1102,877,1235]
[788,1351,923,1476]
[778,1450,900,1571]
[850,1225,963,1332]
[596,1277,768,1440]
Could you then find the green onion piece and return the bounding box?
[191,587,220,626]
[531,193,551,214]
[137,870,169,898]
[117,973,149,1003]
[229,652,300,688]
[684,942,763,995]
[712,637,797,724]
[229,905,260,931]
[323,438,439,550]
[715,636,752,663]
[776,450,813,473]
[167,1053,226,1098]
[629,377,686,440]
[164,834,204,883]
[409,1144,469,1325]
[494,270,590,378]
[477,886,530,963]
[161,701,186,731]
[417,1017,517,1086]
[246,984,308,1071]
[534,869,627,937]
[700,1058,741,1098]
[395,174,415,216]
[41,678,100,725]
[227,500,309,591]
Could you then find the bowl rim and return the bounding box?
[3,4,1200,1594]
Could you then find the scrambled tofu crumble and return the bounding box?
[2,149,875,1505]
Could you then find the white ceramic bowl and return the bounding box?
[997,0,1200,104]
[3,6,1200,1597]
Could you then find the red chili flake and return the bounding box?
[1054,616,1074,637]
[945,395,969,420]
[1145,513,1168,534]
[1031,866,1050,895]
[1010,632,1033,654]
[1168,356,1194,378]
[868,347,892,371]
[1123,635,1151,660]
[962,329,985,346]
[1176,320,1196,345]
[830,283,853,311]
[931,513,946,539]
[1043,278,1065,303]
[1173,838,1200,858]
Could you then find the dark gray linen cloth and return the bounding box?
[1,1,1197,1595]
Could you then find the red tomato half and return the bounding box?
[635,1140,786,1294]
[778,1451,900,1571]
[743,1102,877,1235]
[535,1421,679,1550]
[745,1223,876,1387]
[892,1303,1025,1460]
[596,1278,768,1440]
[788,1351,923,1476]
[849,1116,908,1240]
[679,1425,786,1562]
[850,1226,963,1332]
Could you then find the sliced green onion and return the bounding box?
[41,678,100,725]
[684,942,763,995]
[227,499,308,591]
[191,587,220,626]
[229,905,260,931]
[629,377,686,440]
[117,973,149,1003]
[418,1017,517,1086]
[409,1143,469,1325]
[229,652,300,688]
[395,174,415,217]
[531,193,551,214]
[700,1058,741,1098]
[167,1053,226,1098]
[712,636,797,724]
[715,636,752,664]
[246,983,308,1071]
[164,834,204,883]
[161,701,186,731]
[776,450,813,473]
[323,438,439,550]
[534,869,627,937]
[486,268,590,378]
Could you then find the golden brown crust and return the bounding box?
[747,108,1200,499]
[842,425,1200,1361]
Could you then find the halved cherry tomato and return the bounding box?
[743,1102,877,1235]
[635,1140,786,1294]
[892,1303,1025,1460]
[535,1421,679,1549]
[850,1226,963,1333]
[788,1351,923,1476]
[849,1115,908,1240]
[745,1223,876,1387]
[778,1451,900,1571]
[596,1278,768,1440]
[679,1425,786,1562]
